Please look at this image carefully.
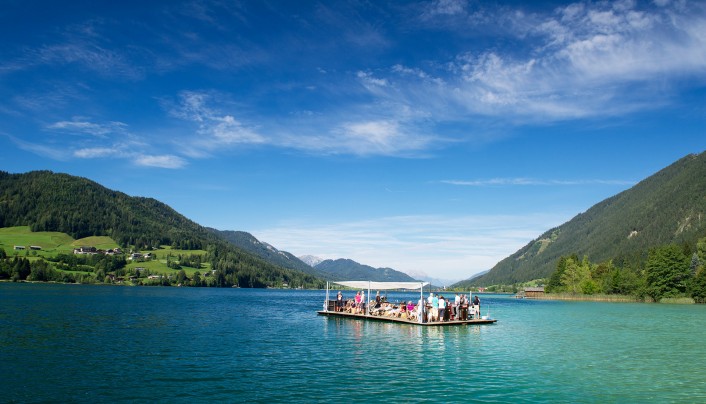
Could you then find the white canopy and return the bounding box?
[332,281,429,290]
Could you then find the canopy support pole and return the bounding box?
[419,282,423,324]
[367,281,371,317]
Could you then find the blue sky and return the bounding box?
[1,0,705,283]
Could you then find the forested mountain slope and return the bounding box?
[0,170,214,249]
[458,152,706,286]
[210,229,329,278]
[0,170,322,288]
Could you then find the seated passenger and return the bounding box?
[407,303,419,321]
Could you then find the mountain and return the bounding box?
[0,170,323,288]
[299,255,323,267]
[455,152,706,287]
[0,170,217,249]
[210,229,328,278]
[316,258,419,282]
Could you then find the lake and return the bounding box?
[1,283,705,403]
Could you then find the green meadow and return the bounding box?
[0,226,210,276]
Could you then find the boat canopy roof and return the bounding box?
[332,281,429,290]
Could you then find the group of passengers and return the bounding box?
[334,290,481,322]
[425,292,481,322]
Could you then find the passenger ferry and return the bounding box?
[317,281,497,326]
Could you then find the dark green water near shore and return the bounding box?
[1,283,705,402]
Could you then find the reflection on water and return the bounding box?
[2,284,706,402]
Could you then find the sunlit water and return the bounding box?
[1,283,705,403]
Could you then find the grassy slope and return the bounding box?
[0,226,210,276]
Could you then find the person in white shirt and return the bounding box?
[454,293,460,319]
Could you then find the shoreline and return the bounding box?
[527,293,696,304]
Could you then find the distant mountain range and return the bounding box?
[314,258,418,282]
[453,151,706,288]
[210,231,420,282]
[299,255,323,267]
[209,229,328,278]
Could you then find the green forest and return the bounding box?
[545,236,706,302]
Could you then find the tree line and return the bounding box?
[546,236,706,302]
[0,246,325,289]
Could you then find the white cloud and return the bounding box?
[73,147,121,158]
[134,154,187,169]
[357,71,390,88]
[208,115,265,145]
[334,120,421,156]
[281,118,438,157]
[252,213,567,281]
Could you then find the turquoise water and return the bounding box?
[1,284,706,403]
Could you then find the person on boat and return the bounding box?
[454,293,460,320]
[460,294,468,319]
[375,291,381,308]
[431,296,439,321]
[354,291,361,314]
[426,293,434,322]
[336,291,343,312]
[473,295,481,319]
[360,290,366,314]
[398,302,407,318]
[438,295,446,322]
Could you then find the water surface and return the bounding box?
[1,283,705,402]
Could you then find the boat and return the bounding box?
[317,281,497,326]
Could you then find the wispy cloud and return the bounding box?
[168,90,439,157]
[252,213,567,281]
[73,147,121,158]
[6,1,704,164]
[168,91,266,152]
[32,42,143,80]
[39,118,188,169]
[379,0,706,122]
[7,135,69,161]
[3,18,144,80]
[72,145,187,169]
[442,178,636,186]
[47,118,128,138]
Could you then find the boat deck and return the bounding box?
[317,310,497,326]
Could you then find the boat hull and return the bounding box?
[316,310,497,326]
